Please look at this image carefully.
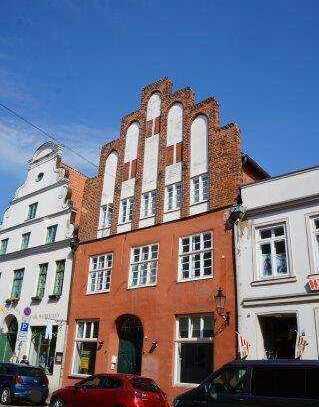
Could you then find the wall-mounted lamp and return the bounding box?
[214,287,230,326]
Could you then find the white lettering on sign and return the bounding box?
[308,277,319,291]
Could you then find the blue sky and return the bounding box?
[0,0,318,215]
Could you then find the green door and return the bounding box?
[0,332,16,362]
[117,316,143,375]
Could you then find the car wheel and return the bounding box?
[50,398,65,407]
[0,387,12,405]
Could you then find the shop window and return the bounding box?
[11,269,24,299]
[29,325,58,375]
[88,254,113,294]
[46,225,58,244]
[256,224,289,279]
[129,244,159,288]
[175,315,213,385]
[179,232,212,281]
[72,321,99,376]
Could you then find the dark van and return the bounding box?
[0,362,49,405]
[173,360,319,406]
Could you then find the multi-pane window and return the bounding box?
[73,320,99,376]
[36,263,48,298]
[100,204,113,228]
[191,173,209,204]
[165,183,182,211]
[119,197,134,224]
[52,260,65,296]
[0,239,8,255]
[179,232,212,281]
[21,232,31,250]
[257,224,289,279]
[129,244,159,288]
[88,254,113,294]
[11,269,24,299]
[46,225,58,244]
[141,191,157,218]
[175,315,214,385]
[27,202,38,220]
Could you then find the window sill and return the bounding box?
[117,221,132,226]
[307,273,319,278]
[164,207,181,214]
[140,214,155,220]
[251,276,297,287]
[49,294,61,301]
[127,283,157,290]
[31,295,42,302]
[86,290,110,295]
[5,297,19,305]
[189,199,209,207]
[177,275,213,284]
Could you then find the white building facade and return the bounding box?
[236,166,319,360]
[0,142,86,391]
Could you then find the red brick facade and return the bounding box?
[62,78,267,402]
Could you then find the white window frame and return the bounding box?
[71,320,99,377]
[100,204,113,229]
[311,216,319,274]
[190,173,209,205]
[255,223,290,280]
[27,202,38,220]
[21,232,31,250]
[141,191,157,218]
[87,253,113,294]
[165,183,182,212]
[178,232,213,282]
[174,314,213,386]
[129,243,159,288]
[119,197,134,224]
[0,238,9,255]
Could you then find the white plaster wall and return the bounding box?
[124,122,139,163]
[165,162,182,186]
[163,210,181,223]
[236,176,319,359]
[117,223,132,234]
[139,217,155,229]
[242,167,319,211]
[190,115,208,178]
[142,134,159,193]
[189,202,209,216]
[167,104,183,146]
[100,152,118,206]
[146,93,161,120]
[120,178,135,199]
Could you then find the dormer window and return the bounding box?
[36,172,44,182]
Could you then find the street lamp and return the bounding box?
[214,287,230,326]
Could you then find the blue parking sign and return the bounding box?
[20,322,29,332]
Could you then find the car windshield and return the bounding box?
[18,366,45,377]
[132,378,160,393]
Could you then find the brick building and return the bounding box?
[62,78,267,400]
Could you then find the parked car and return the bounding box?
[0,362,49,405]
[50,373,169,407]
[173,359,319,406]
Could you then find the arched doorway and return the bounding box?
[0,315,18,362]
[116,315,143,375]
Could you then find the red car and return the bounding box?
[49,374,170,407]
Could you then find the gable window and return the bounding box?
[100,204,113,228]
[36,172,44,182]
[179,232,212,281]
[88,254,113,294]
[11,269,24,299]
[119,197,134,224]
[46,225,58,244]
[21,232,31,250]
[175,314,213,385]
[27,202,38,220]
[141,191,157,218]
[256,224,289,279]
[0,239,8,255]
[52,260,65,297]
[129,244,159,288]
[165,183,182,212]
[72,320,99,376]
[36,263,48,298]
[191,173,209,204]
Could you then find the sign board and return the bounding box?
[23,307,31,317]
[80,357,89,370]
[55,352,63,365]
[17,321,29,343]
[20,322,29,333]
[308,277,319,291]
